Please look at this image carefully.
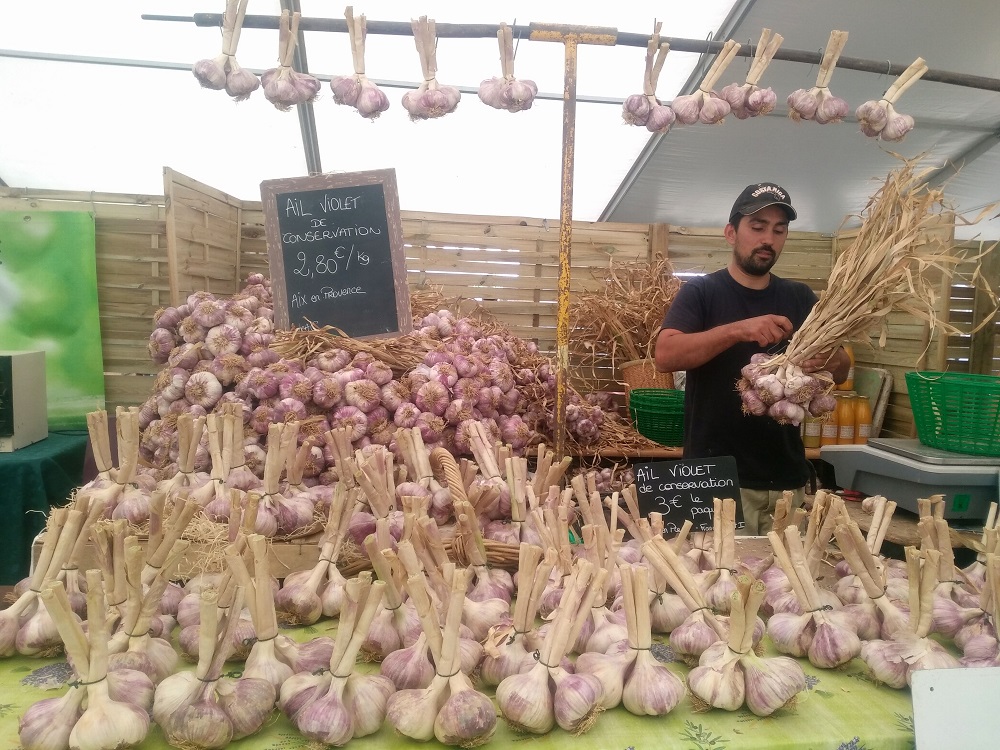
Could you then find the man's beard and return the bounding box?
[736,245,777,276]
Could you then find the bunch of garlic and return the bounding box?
[479,22,538,113]
[719,28,783,119]
[688,577,807,716]
[766,527,861,669]
[786,30,850,124]
[4,506,90,659]
[20,576,154,750]
[856,57,928,142]
[262,10,322,112]
[279,574,393,744]
[621,24,675,133]
[479,544,556,687]
[858,547,960,687]
[387,567,497,746]
[153,585,276,748]
[275,482,359,626]
[497,560,608,735]
[192,0,259,101]
[670,40,741,125]
[402,16,461,120]
[329,7,391,120]
[577,564,685,716]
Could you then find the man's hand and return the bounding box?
[801,346,852,383]
[738,315,793,347]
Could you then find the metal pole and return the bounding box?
[529,24,616,458]
[144,13,1000,93]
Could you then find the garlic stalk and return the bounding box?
[786,30,850,123]
[232,535,294,689]
[834,521,911,639]
[13,507,87,658]
[641,535,728,663]
[719,27,782,119]
[155,584,276,747]
[108,537,187,683]
[836,496,896,604]
[697,498,739,614]
[855,57,927,141]
[619,564,684,716]
[276,482,358,625]
[960,554,1000,666]
[401,17,461,120]
[670,39,741,125]
[962,502,998,590]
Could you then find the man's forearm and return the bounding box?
[654,325,744,372]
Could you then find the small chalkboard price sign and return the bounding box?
[632,455,743,533]
[260,169,412,338]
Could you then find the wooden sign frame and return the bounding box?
[260,169,412,338]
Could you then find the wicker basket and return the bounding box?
[621,359,674,406]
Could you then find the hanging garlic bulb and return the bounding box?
[262,10,320,112]
[622,26,673,133]
[856,57,927,141]
[670,40,740,125]
[786,30,850,124]
[402,17,461,120]
[480,23,537,113]
[718,28,783,119]
[330,8,391,120]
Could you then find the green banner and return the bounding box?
[0,211,105,429]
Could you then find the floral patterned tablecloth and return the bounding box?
[0,624,916,750]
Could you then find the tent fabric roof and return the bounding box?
[1,1,998,240]
[604,0,1000,240]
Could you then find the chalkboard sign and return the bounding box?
[260,169,412,338]
[632,455,743,533]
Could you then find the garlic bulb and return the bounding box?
[621,649,685,716]
[19,686,85,750]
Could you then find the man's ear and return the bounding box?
[724,222,737,247]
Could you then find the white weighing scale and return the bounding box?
[820,438,1000,521]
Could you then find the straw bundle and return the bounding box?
[771,155,998,369]
[569,253,681,382]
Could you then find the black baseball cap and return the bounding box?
[729,182,797,224]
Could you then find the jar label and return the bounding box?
[822,424,838,438]
[857,424,871,438]
[839,425,855,440]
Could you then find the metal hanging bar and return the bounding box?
[143,13,1000,93]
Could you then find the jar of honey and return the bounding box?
[802,414,822,448]
[836,393,857,444]
[820,397,840,447]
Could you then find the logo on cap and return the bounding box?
[750,185,787,201]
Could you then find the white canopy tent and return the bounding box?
[1,0,998,238]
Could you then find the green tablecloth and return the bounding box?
[0,625,916,750]
[0,431,88,584]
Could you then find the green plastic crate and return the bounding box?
[905,371,1000,456]
[628,388,685,446]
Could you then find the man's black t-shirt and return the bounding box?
[661,268,817,490]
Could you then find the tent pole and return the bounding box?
[528,24,617,459]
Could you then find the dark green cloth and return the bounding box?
[0,431,87,584]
